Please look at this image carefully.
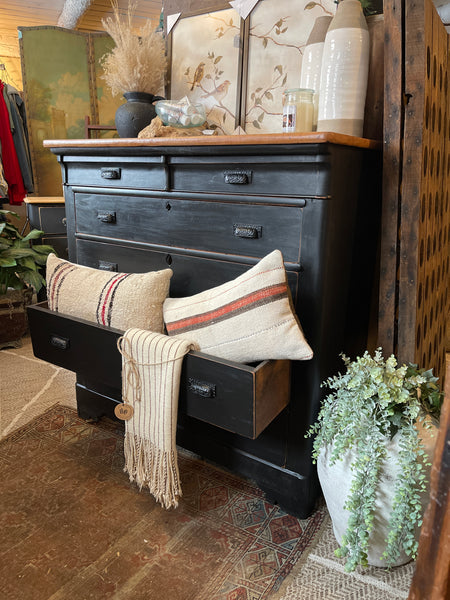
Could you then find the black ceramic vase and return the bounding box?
[115,91,165,138]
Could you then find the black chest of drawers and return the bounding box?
[29,134,381,518]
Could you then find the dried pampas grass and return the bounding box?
[101,0,166,96]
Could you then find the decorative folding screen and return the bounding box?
[19,27,121,196]
[380,0,449,383]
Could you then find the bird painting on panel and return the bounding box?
[201,80,231,103]
[190,62,205,91]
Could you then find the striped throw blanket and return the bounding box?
[118,328,197,509]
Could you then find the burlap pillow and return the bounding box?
[163,250,313,363]
[46,254,172,333]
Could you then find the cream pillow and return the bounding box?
[46,254,172,333]
[163,250,313,363]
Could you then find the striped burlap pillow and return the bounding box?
[163,250,313,363]
[46,254,172,333]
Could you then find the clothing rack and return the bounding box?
[0,61,19,90]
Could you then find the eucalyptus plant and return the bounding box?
[307,348,443,571]
[0,209,54,295]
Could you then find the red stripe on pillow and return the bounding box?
[166,283,287,334]
[99,273,129,325]
[49,263,75,311]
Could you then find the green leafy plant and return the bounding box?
[307,348,443,571]
[0,209,55,295]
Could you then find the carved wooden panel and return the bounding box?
[381,0,449,384]
[398,0,449,383]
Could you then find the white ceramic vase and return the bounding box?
[317,0,370,137]
[317,417,438,567]
[300,16,332,130]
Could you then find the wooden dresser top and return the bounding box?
[43,131,381,151]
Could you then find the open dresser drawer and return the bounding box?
[27,302,291,439]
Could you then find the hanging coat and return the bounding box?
[5,85,34,193]
[0,81,26,205]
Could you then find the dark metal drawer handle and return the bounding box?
[100,167,121,180]
[98,260,118,271]
[233,224,262,239]
[50,334,70,351]
[97,211,116,223]
[223,170,252,185]
[188,377,216,398]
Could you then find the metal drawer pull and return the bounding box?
[188,377,216,398]
[62,217,67,227]
[100,167,121,179]
[233,224,262,239]
[97,211,116,223]
[98,260,118,271]
[50,334,70,351]
[223,170,252,184]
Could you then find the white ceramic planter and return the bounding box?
[317,418,438,567]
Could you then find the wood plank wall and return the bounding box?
[380,0,449,385]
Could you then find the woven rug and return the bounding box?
[0,404,325,600]
[269,517,414,600]
[0,335,76,439]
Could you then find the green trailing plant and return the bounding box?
[0,209,55,295]
[307,348,443,571]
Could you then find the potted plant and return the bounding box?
[100,0,167,137]
[0,209,55,346]
[307,348,443,572]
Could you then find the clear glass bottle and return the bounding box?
[282,88,314,133]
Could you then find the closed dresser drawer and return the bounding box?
[74,192,302,264]
[27,205,66,233]
[41,235,68,260]
[27,303,290,439]
[66,159,167,190]
[75,239,300,303]
[170,155,331,198]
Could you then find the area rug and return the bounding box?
[0,335,76,439]
[0,404,326,600]
[269,517,414,600]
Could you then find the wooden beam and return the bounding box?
[408,358,450,599]
[378,0,404,355]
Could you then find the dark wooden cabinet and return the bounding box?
[24,197,69,260]
[29,133,381,518]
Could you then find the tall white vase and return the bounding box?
[317,0,370,137]
[300,16,332,131]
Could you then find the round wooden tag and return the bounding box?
[114,403,134,421]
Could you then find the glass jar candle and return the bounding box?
[282,88,314,133]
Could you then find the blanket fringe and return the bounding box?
[124,431,182,509]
